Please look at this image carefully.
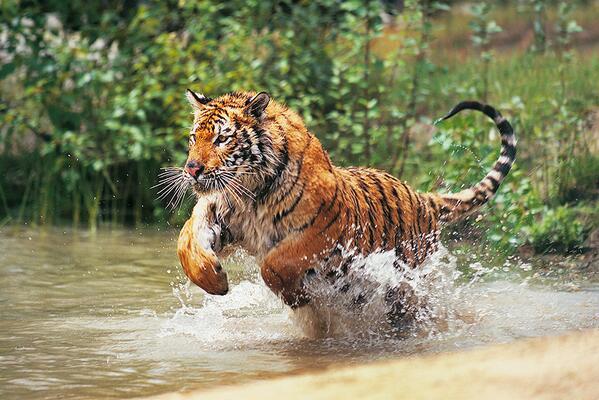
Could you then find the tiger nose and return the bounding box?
[185,161,205,178]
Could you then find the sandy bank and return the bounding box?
[143,329,599,400]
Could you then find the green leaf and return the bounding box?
[0,62,16,79]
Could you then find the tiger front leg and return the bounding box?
[177,196,229,295]
[260,234,324,308]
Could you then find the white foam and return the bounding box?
[292,244,468,338]
[159,279,300,347]
[159,244,599,344]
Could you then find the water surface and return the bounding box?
[0,227,597,399]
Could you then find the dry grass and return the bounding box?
[372,2,599,61]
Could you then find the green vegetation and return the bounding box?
[529,206,591,254]
[0,0,597,256]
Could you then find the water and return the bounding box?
[0,227,597,399]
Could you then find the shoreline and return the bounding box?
[141,329,599,400]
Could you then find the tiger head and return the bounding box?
[183,89,276,198]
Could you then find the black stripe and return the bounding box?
[326,220,347,259]
[480,179,493,193]
[273,184,305,224]
[440,204,452,220]
[319,208,341,235]
[423,197,433,258]
[256,135,289,204]
[495,161,512,176]
[211,111,226,124]
[384,185,399,228]
[473,188,486,204]
[294,201,326,233]
[347,182,363,247]
[276,135,313,202]
[497,120,512,136]
[391,185,404,238]
[501,143,517,160]
[427,196,439,215]
[240,128,251,160]
[416,195,428,234]
[426,202,433,233]
[487,175,500,192]
[482,104,500,120]
[404,189,419,263]
[324,180,339,213]
[371,174,393,248]
[322,147,333,171]
[415,194,426,260]
[346,179,362,226]
[355,174,377,251]
[253,128,269,166]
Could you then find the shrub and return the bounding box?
[529,206,590,254]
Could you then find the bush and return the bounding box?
[0,0,596,261]
[529,206,590,254]
[556,152,599,204]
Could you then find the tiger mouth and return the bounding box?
[191,172,229,193]
[189,168,257,203]
[192,178,216,193]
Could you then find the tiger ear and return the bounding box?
[245,92,270,120]
[186,89,211,110]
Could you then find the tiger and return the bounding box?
[170,89,516,325]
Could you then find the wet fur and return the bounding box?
[175,91,516,322]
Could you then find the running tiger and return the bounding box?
[162,90,515,321]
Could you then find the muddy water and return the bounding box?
[0,227,597,399]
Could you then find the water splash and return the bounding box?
[160,244,481,341]
[161,280,298,345]
[162,242,599,345]
[160,251,301,346]
[294,244,472,338]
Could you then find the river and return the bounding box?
[0,226,597,399]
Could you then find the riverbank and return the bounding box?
[144,329,599,400]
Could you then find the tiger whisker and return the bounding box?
[213,176,235,210]
[156,180,184,197]
[221,178,243,206]
[226,176,255,200]
[152,174,185,188]
[218,172,255,201]
[167,182,186,210]
[156,181,181,199]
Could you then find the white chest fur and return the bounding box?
[225,204,277,257]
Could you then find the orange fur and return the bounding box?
[174,91,515,310]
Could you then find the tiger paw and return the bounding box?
[195,224,222,252]
[180,250,228,295]
[178,218,229,295]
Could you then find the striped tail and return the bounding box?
[433,101,516,223]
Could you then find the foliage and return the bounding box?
[529,0,548,54]
[529,206,590,254]
[0,0,597,257]
[555,1,583,52]
[469,2,502,101]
